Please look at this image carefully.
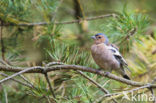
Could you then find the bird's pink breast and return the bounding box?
[91,43,120,70]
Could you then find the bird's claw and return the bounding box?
[105,72,110,76]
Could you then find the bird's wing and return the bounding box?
[107,44,131,72]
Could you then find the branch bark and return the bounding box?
[1,14,117,26]
[0,64,155,88]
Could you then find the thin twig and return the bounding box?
[45,62,64,67]
[44,73,56,100]
[77,70,109,93]
[77,70,118,103]
[0,60,37,89]
[152,49,156,55]
[0,66,44,84]
[0,60,36,88]
[51,0,64,22]
[19,74,35,88]
[4,87,8,103]
[0,60,9,66]
[105,84,151,97]
[150,78,156,103]
[149,88,156,103]
[118,28,137,45]
[44,62,64,101]
[1,14,117,26]
[0,73,33,88]
[95,84,151,102]
[45,96,52,103]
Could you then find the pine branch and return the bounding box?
[0,73,33,88]
[1,14,117,26]
[118,27,137,45]
[0,64,155,88]
[77,70,118,103]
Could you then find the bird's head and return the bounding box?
[91,33,109,44]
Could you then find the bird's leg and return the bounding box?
[97,68,113,73]
[109,68,113,73]
[97,68,103,70]
[104,72,110,76]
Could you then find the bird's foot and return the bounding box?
[97,68,102,70]
[104,72,110,76]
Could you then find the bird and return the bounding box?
[91,33,130,80]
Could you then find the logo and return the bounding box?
[121,91,155,101]
[122,91,130,100]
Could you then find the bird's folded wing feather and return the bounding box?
[107,44,130,69]
[107,44,131,72]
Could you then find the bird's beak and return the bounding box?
[91,36,96,39]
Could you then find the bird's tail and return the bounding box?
[123,75,130,80]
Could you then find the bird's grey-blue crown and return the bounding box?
[95,33,109,44]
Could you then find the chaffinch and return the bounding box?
[91,33,130,80]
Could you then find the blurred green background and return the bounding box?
[0,0,156,103]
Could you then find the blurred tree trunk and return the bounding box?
[0,21,5,61]
[74,0,83,33]
[73,0,88,46]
